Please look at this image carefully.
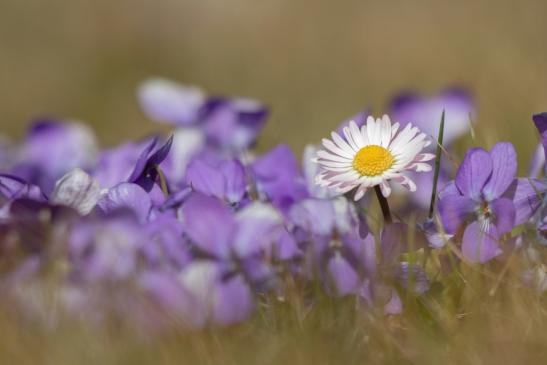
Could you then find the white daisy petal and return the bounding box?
[336,183,358,194]
[390,124,417,152]
[322,138,354,159]
[369,175,384,187]
[413,153,436,162]
[360,125,370,146]
[321,166,354,173]
[372,118,383,145]
[317,150,352,163]
[407,162,432,172]
[380,181,392,197]
[357,176,372,187]
[380,116,392,147]
[331,131,355,153]
[391,122,400,139]
[395,175,417,192]
[330,169,361,182]
[316,159,353,168]
[349,120,365,148]
[343,126,360,152]
[366,116,378,145]
[354,185,367,201]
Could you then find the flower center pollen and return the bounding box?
[352,145,394,176]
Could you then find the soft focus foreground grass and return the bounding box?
[1,258,546,365]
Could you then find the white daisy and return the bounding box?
[314,114,435,201]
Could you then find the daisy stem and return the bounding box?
[374,185,392,224]
[428,109,445,219]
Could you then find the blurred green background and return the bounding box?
[1,0,546,162]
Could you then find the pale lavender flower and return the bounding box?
[138,78,268,152]
[50,168,101,215]
[161,128,205,188]
[389,89,476,208]
[138,78,207,126]
[390,88,475,145]
[11,119,97,194]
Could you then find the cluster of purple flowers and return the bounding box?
[0,78,545,329]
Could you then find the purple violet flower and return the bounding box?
[141,215,190,271]
[314,225,376,297]
[528,144,545,179]
[177,261,254,327]
[127,135,173,192]
[0,174,46,203]
[202,97,269,151]
[438,142,518,263]
[97,182,152,223]
[531,112,547,176]
[2,198,78,255]
[289,197,356,237]
[359,223,429,314]
[251,144,309,213]
[180,193,283,259]
[93,141,148,189]
[177,193,289,324]
[137,270,201,328]
[69,214,144,282]
[185,154,247,205]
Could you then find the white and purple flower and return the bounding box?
[314,115,435,200]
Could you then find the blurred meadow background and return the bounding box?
[2,0,547,160]
[2,1,547,364]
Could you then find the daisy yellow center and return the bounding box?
[352,145,394,176]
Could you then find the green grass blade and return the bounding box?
[428,110,445,218]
